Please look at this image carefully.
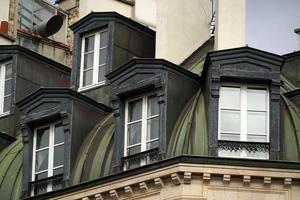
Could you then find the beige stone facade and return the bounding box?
[50,163,300,200]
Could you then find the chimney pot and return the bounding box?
[0,21,9,34]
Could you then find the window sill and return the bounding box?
[0,111,11,119]
[78,81,106,93]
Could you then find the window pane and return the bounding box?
[220,87,240,109]
[99,48,107,65]
[247,88,267,111]
[53,167,63,176]
[3,95,11,113]
[83,69,93,86]
[36,127,49,149]
[127,158,141,169]
[5,63,12,79]
[100,31,108,48]
[147,117,159,140]
[219,133,240,141]
[128,99,142,122]
[220,110,240,133]
[98,64,106,82]
[247,134,267,142]
[83,53,94,70]
[35,150,48,172]
[54,145,64,167]
[84,35,95,52]
[146,140,159,150]
[247,111,267,133]
[127,122,141,146]
[148,95,159,117]
[54,123,64,144]
[127,145,141,156]
[4,79,12,96]
[35,171,47,180]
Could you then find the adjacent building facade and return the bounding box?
[0,0,300,200]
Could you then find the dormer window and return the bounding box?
[0,62,12,115]
[31,121,64,195]
[79,29,108,90]
[218,84,269,159]
[124,94,159,169]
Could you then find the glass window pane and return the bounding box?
[54,145,64,167]
[128,99,142,122]
[83,53,94,70]
[127,158,141,169]
[220,87,240,109]
[36,127,49,149]
[247,134,267,142]
[127,145,141,156]
[146,140,159,150]
[247,88,267,111]
[84,35,95,52]
[35,150,48,172]
[54,124,64,144]
[5,63,12,79]
[99,48,107,65]
[83,69,93,86]
[220,110,240,133]
[3,95,11,113]
[247,111,267,133]
[100,31,108,48]
[98,65,106,82]
[219,133,240,141]
[4,79,12,96]
[53,167,63,176]
[35,171,47,180]
[147,117,159,140]
[127,122,141,146]
[148,95,159,116]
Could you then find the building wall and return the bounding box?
[134,0,157,28]
[79,0,133,19]
[215,0,246,50]
[0,0,10,22]
[75,0,211,65]
[0,36,12,45]
[49,163,300,200]
[155,0,210,65]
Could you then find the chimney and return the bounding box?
[0,21,9,34]
[295,28,300,51]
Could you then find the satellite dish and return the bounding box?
[34,15,64,38]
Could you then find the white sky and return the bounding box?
[246,0,300,55]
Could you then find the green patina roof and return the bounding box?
[1,57,300,199]
[0,135,23,200]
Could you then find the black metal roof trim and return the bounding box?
[106,58,201,82]
[201,46,285,79]
[0,45,71,75]
[0,132,16,143]
[25,155,300,200]
[283,50,300,62]
[69,12,155,36]
[16,87,112,113]
[283,88,300,97]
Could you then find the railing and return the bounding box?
[30,174,63,196]
[122,148,160,170]
[218,140,269,159]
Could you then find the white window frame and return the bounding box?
[79,29,108,92]
[218,83,269,158]
[0,61,12,116]
[124,94,159,165]
[31,121,64,195]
